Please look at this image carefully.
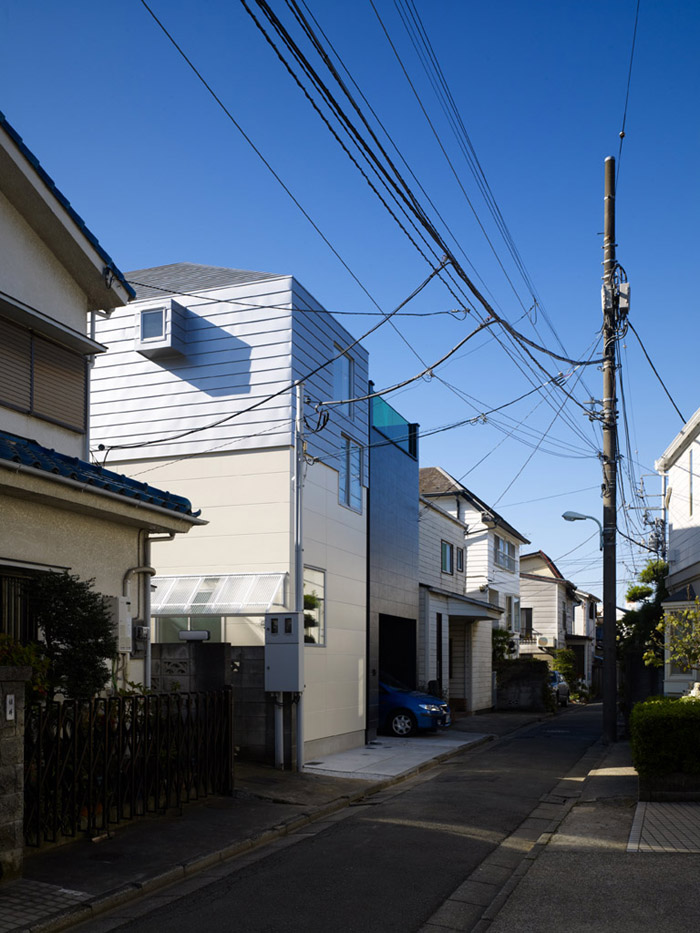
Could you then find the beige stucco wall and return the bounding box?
[303,459,366,752]
[114,448,368,756]
[0,491,142,597]
[112,448,294,576]
[0,189,90,335]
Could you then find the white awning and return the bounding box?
[151,573,287,616]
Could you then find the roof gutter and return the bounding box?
[0,459,206,526]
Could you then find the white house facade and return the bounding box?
[656,406,700,696]
[419,467,529,645]
[90,263,369,758]
[519,551,579,661]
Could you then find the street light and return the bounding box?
[562,511,604,551]
[562,509,616,744]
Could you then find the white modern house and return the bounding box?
[418,493,501,711]
[418,467,527,710]
[90,263,369,758]
[0,113,201,682]
[656,405,700,695]
[519,551,579,660]
[572,589,599,686]
[419,469,528,632]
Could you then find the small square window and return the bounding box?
[141,309,165,340]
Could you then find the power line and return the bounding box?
[628,320,686,422]
[617,0,641,185]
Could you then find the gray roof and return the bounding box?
[125,263,284,301]
[419,466,529,545]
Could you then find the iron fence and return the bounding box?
[24,689,233,847]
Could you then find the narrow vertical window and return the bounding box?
[441,541,454,574]
[339,435,362,512]
[333,349,354,419]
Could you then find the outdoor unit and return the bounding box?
[107,596,132,654]
[264,611,303,692]
[537,635,557,650]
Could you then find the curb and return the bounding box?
[23,731,501,933]
[419,734,609,933]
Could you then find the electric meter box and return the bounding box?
[264,611,303,692]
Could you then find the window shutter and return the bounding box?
[32,335,86,431]
[0,318,31,411]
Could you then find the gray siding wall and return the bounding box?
[90,276,369,466]
[368,424,419,734]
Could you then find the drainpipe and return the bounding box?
[123,558,155,689]
[143,533,176,689]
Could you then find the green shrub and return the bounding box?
[0,635,50,702]
[630,697,700,777]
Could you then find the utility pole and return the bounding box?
[294,382,305,770]
[602,156,618,744]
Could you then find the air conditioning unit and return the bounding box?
[537,636,557,649]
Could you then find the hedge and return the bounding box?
[630,697,700,778]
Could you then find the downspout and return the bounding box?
[144,532,176,689]
[123,556,155,689]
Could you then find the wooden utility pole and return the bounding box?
[602,156,618,744]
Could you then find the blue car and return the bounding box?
[379,675,452,737]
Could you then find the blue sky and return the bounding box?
[2,0,698,600]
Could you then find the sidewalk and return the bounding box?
[420,738,700,933]
[2,711,541,933]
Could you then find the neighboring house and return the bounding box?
[0,113,202,684]
[419,467,529,644]
[655,406,700,695]
[519,551,579,661]
[367,393,420,737]
[572,590,599,686]
[90,263,369,758]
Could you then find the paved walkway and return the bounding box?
[2,707,699,933]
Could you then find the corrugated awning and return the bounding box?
[151,573,287,616]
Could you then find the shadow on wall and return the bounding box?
[159,307,253,399]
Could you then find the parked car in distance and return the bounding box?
[549,670,570,707]
[379,674,451,736]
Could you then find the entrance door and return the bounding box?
[378,614,417,688]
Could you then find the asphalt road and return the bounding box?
[81,706,601,932]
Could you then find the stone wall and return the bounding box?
[0,666,31,882]
[496,658,549,711]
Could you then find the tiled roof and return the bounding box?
[0,111,134,301]
[125,263,284,301]
[419,466,529,545]
[0,431,198,518]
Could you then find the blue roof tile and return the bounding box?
[0,431,199,518]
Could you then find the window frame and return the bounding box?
[333,347,355,420]
[303,566,326,646]
[441,540,454,575]
[456,547,464,573]
[339,435,363,512]
[494,534,516,572]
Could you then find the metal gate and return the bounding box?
[24,689,233,847]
